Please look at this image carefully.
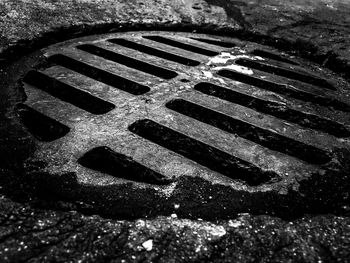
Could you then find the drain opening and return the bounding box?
[236,58,335,90]
[48,54,150,95]
[217,69,350,112]
[166,99,331,165]
[108,38,200,67]
[78,146,172,185]
[129,119,276,186]
[17,104,70,142]
[14,31,350,220]
[190,37,236,48]
[143,36,219,56]
[251,49,298,65]
[194,82,350,138]
[23,70,116,115]
[77,44,178,80]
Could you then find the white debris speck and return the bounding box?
[202,71,213,78]
[171,213,178,218]
[142,239,153,251]
[174,204,180,209]
[229,220,242,228]
[202,71,226,84]
[135,219,146,228]
[37,220,45,227]
[208,52,235,64]
[209,226,226,237]
[326,3,336,9]
[254,56,264,60]
[213,64,254,75]
[207,52,264,66]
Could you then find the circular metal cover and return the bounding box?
[15,31,350,219]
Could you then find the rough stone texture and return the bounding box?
[0,1,349,67]
[1,0,350,262]
[221,0,350,79]
[241,0,350,58]
[0,195,349,262]
[0,0,233,57]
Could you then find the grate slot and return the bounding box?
[190,37,236,48]
[17,104,70,142]
[78,146,172,185]
[252,50,298,65]
[217,69,350,112]
[129,119,277,186]
[166,99,331,165]
[107,38,200,66]
[48,54,150,95]
[236,58,335,90]
[23,70,116,115]
[77,44,178,80]
[194,82,350,138]
[143,36,219,57]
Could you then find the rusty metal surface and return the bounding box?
[15,31,350,220]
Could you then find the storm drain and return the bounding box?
[15,31,350,218]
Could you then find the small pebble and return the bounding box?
[142,239,153,251]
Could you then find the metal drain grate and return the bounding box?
[17,31,350,216]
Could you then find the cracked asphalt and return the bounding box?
[0,0,350,262]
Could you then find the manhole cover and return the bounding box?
[11,31,350,219]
